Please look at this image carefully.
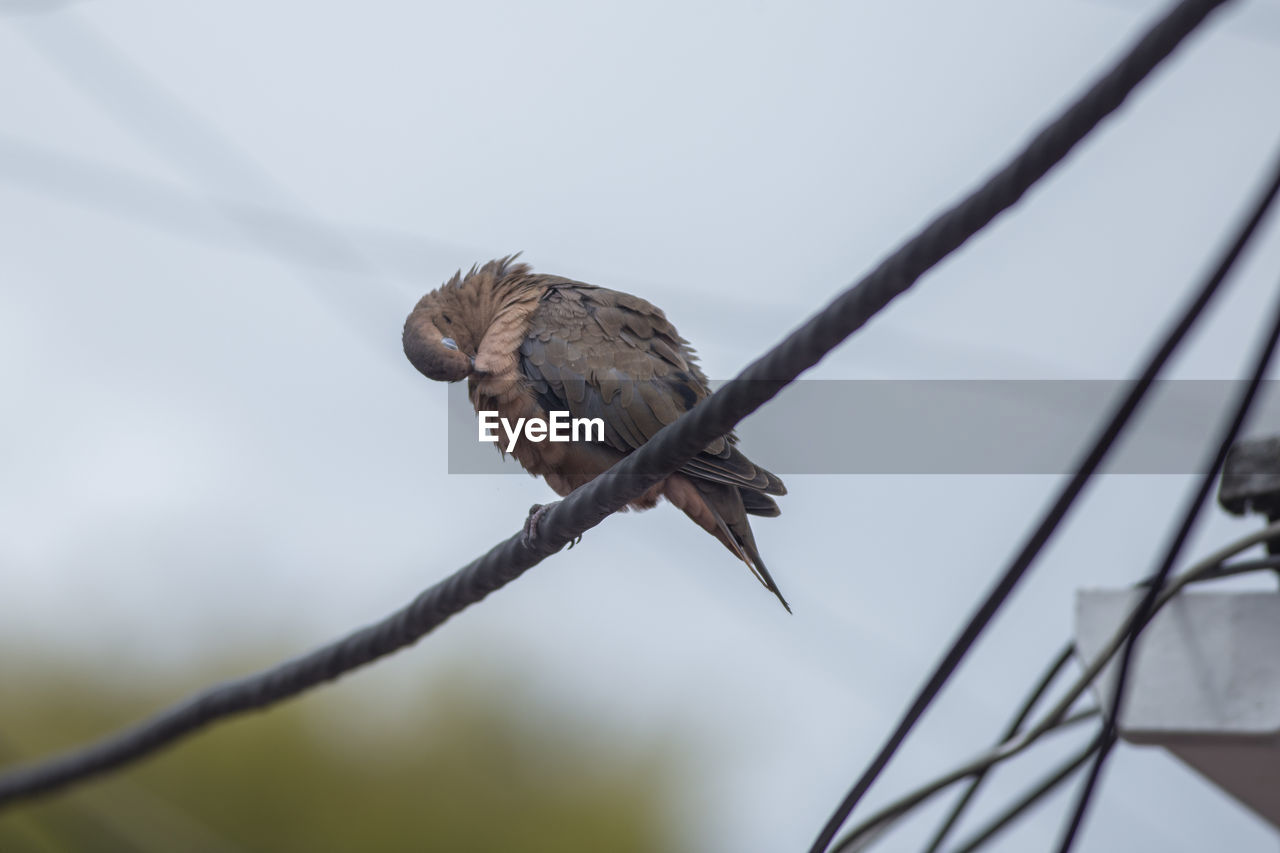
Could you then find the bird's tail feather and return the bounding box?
[695,483,791,613]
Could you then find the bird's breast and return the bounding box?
[469,373,627,497]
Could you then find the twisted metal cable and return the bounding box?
[0,0,1235,813]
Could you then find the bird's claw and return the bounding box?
[522,503,549,547]
[521,502,582,551]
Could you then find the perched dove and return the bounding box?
[403,256,790,611]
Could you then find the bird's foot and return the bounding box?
[521,502,582,552]
[522,502,555,549]
[522,503,549,546]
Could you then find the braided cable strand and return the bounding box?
[0,535,542,807]
[0,0,1234,812]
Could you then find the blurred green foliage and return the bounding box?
[0,659,689,853]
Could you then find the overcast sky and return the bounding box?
[4,1,1280,850]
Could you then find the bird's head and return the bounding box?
[402,288,478,383]
[404,255,537,382]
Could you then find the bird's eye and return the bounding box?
[441,337,459,351]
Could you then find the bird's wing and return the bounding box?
[518,283,785,497]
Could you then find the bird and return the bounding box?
[403,255,790,611]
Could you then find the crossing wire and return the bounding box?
[1055,245,1280,850]
[810,1,1238,848]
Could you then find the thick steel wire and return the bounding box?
[812,2,1240,848]
[0,0,1238,814]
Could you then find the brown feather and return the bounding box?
[404,257,790,611]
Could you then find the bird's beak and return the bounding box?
[441,336,477,373]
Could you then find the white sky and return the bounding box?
[3,1,1280,850]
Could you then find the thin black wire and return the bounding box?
[0,0,1237,814]
[1137,552,1280,585]
[827,544,1280,852]
[930,560,1266,850]
[811,2,1242,849]
[923,644,1075,852]
[1055,265,1280,849]
[830,709,1102,853]
[828,549,1280,852]
[930,544,1280,850]
[953,733,1109,853]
